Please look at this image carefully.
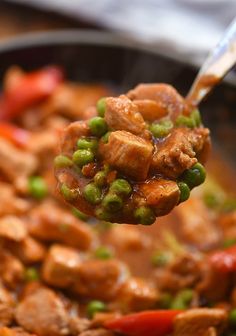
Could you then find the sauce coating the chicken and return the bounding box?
[55,84,210,224]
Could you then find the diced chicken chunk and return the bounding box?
[0,250,24,288]
[8,237,46,264]
[28,202,95,250]
[74,259,128,301]
[118,277,157,312]
[0,285,14,326]
[127,83,188,121]
[0,183,30,216]
[42,244,81,288]
[132,99,168,121]
[0,139,38,186]
[105,225,148,250]
[173,308,227,336]
[43,83,109,120]
[138,179,180,216]
[151,127,210,179]
[155,254,202,294]
[0,216,27,242]
[105,95,148,137]
[15,288,75,336]
[79,329,114,336]
[99,131,153,181]
[60,121,89,155]
[176,198,220,250]
[218,211,236,240]
[0,327,35,336]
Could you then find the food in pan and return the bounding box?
[0,66,235,336]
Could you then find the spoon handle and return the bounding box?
[187,17,236,106]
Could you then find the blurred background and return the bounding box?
[1,0,236,67]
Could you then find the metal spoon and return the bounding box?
[187,17,236,106]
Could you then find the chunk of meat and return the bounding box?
[7,237,46,264]
[42,83,109,120]
[60,121,89,155]
[118,277,158,312]
[42,244,81,288]
[218,211,236,240]
[0,216,27,242]
[0,183,30,216]
[151,127,210,179]
[176,198,221,250]
[79,329,114,336]
[196,266,231,303]
[0,327,36,336]
[28,202,95,250]
[127,83,188,121]
[73,259,128,301]
[155,254,202,294]
[132,99,168,121]
[105,225,149,251]
[0,138,38,186]
[99,130,153,181]
[0,285,14,326]
[15,288,85,336]
[105,95,148,138]
[173,308,227,336]
[0,250,24,288]
[28,130,58,164]
[138,179,180,216]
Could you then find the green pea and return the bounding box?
[134,206,156,225]
[177,182,190,203]
[95,207,112,221]
[83,183,102,205]
[110,179,132,197]
[149,120,173,138]
[181,163,206,189]
[25,267,39,282]
[229,309,236,327]
[102,193,123,212]
[54,155,73,169]
[96,97,106,117]
[94,171,107,187]
[101,131,111,143]
[28,176,48,200]
[190,108,202,126]
[203,192,220,209]
[175,115,196,128]
[72,207,89,221]
[60,183,78,201]
[159,293,173,309]
[72,149,94,167]
[151,251,171,267]
[171,289,193,310]
[223,238,236,249]
[221,198,236,213]
[88,117,108,137]
[87,300,106,318]
[94,246,113,260]
[77,137,98,151]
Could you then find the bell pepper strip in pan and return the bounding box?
[104,310,182,336]
[0,122,31,147]
[209,245,236,272]
[0,66,63,120]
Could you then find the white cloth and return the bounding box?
[6,0,236,66]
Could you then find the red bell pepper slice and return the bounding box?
[0,122,31,147]
[209,245,236,272]
[0,66,63,120]
[104,310,182,336]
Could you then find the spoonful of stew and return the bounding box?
[55,18,236,225]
